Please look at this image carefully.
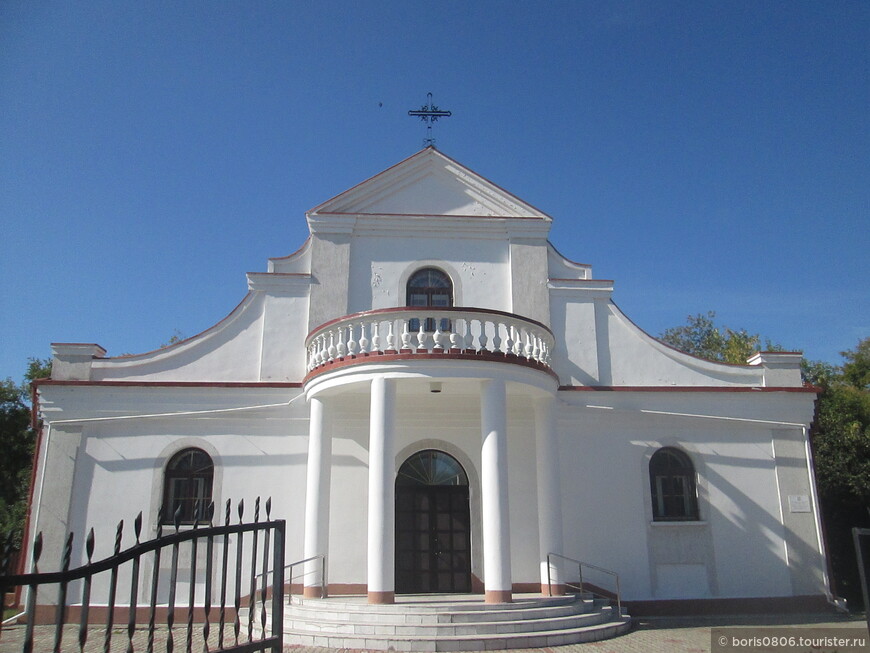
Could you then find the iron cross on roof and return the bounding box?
[408,92,452,147]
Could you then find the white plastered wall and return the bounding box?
[549,289,767,387]
[347,234,511,315]
[85,278,310,383]
[33,385,310,603]
[555,390,823,601]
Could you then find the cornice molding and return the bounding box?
[548,279,614,296]
[246,272,312,293]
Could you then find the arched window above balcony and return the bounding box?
[407,267,453,332]
[407,268,453,309]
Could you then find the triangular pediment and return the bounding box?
[308,148,551,220]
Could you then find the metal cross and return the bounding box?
[408,92,452,147]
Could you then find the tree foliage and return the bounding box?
[809,338,870,607]
[0,358,50,546]
[841,338,870,391]
[810,339,870,506]
[659,311,767,364]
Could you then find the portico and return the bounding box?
[300,337,564,604]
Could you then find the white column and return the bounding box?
[367,376,397,604]
[535,394,565,595]
[480,378,512,603]
[303,395,331,597]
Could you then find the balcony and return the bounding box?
[305,307,554,380]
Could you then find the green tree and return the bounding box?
[841,338,870,390]
[809,338,870,608]
[659,311,765,364]
[0,358,50,547]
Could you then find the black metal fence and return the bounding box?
[0,498,285,653]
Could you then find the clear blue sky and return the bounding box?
[1,1,867,381]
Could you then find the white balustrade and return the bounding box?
[305,308,554,373]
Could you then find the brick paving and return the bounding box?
[0,613,866,653]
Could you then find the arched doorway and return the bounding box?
[395,450,471,593]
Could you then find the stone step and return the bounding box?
[286,605,616,636]
[261,594,632,650]
[282,618,633,651]
[289,593,579,612]
[285,597,598,624]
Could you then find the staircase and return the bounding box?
[279,593,631,651]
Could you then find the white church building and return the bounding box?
[32,147,829,618]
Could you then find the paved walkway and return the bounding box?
[0,613,867,652]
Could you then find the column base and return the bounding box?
[541,583,566,596]
[484,590,513,604]
[303,585,327,598]
[367,590,395,604]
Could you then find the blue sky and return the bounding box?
[1,1,867,381]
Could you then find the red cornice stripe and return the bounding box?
[558,385,818,393]
[546,241,591,269]
[304,350,559,384]
[34,380,303,389]
[307,147,553,220]
[267,235,311,262]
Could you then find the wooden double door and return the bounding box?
[395,451,472,594]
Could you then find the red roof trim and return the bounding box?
[547,241,592,269]
[304,350,559,384]
[608,298,792,369]
[34,380,303,389]
[558,385,818,393]
[268,235,311,262]
[308,149,431,214]
[308,147,552,220]
[100,292,255,360]
[432,148,553,219]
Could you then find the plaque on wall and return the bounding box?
[788,495,811,513]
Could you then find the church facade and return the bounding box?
[32,147,829,612]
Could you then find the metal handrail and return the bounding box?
[547,552,622,617]
[286,554,328,600]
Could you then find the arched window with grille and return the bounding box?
[162,448,214,524]
[649,447,699,521]
[406,267,453,332]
